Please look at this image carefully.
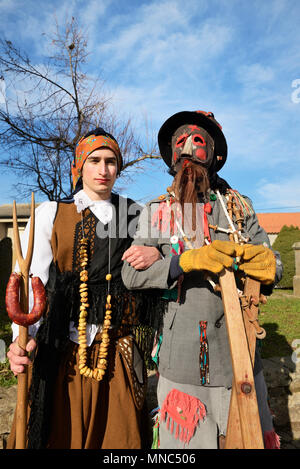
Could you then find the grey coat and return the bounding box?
[121,190,282,388]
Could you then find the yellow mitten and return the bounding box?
[238,244,276,285]
[179,240,243,274]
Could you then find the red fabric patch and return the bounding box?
[161,389,206,445]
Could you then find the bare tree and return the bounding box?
[0,17,161,200]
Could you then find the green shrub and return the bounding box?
[272,225,300,288]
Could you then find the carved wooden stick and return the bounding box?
[12,193,35,449]
[220,269,264,449]
[220,195,264,448]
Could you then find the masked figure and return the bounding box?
[122,110,282,449]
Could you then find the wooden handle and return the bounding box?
[219,269,264,449]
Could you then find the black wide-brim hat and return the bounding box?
[158,110,227,172]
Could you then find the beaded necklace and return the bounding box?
[77,209,113,381]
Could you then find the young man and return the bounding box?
[122,111,283,449]
[7,128,161,449]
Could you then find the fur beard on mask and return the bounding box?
[171,160,210,231]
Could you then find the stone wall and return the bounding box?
[0,385,16,449]
[262,356,300,448]
[293,242,300,297]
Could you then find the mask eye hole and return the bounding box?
[176,133,188,147]
[193,134,205,146]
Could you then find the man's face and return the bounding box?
[171,124,214,169]
[82,148,118,200]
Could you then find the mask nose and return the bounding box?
[181,134,193,157]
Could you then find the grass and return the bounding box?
[0,289,300,387]
[259,289,300,358]
[0,359,17,387]
[0,308,17,388]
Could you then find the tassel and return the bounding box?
[170,419,174,434]
[151,408,160,449]
[175,423,179,439]
[176,274,184,303]
[228,189,254,217]
[152,201,174,234]
[203,203,212,243]
[166,415,170,430]
[199,321,209,384]
[263,430,280,449]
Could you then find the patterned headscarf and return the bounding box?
[71,128,122,190]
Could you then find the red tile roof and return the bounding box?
[257,213,300,234]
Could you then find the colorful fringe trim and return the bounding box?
[161,389,206,445]
[151,407,160,449]
[227,189,254,217]
[264,430,280,449]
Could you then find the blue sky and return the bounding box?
[0,0,300,212]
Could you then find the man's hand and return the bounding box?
[122,245,161,270]
[238,244,276,285]
[7,336,36,375]
[179,240,244,274]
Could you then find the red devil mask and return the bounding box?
[171,124,214,171]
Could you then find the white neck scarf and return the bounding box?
[74,189,113,225]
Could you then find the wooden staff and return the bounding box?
[12,193,35,449]
[220,270,264,449]
[219,194,264,448]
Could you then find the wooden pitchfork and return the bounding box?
[12,192,35,449]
